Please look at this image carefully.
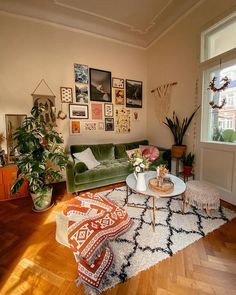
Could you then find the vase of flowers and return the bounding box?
[129,150,151,191]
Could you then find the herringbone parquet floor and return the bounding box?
[0,182,236,295]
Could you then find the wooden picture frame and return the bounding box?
[89,68,112,102]
[69,104,88,119]
[112,77,124,89]
[60,87,73,103]
[104,103,113,117]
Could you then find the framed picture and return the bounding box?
[75,83,88,104]
[104,103,113,117]
[105,118,114,131]
[84,122,97,131]
[91,103,103,120]
[98,122,104,130]
[69,104,88,119]
[60,87,73,103]
[114,88,125,105]
[74,64,88,84]
[112,77,124,89]
[70,121,81,135]
[126,79,143,108]
[89,68,112,102]
[115,108,131,133]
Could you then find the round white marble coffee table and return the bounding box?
[126,171,186,231]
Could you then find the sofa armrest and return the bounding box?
[66,159,76,193]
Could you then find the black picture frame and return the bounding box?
[105,118,114,131]
[89,68,112,102]
[69,104,89,119]
[126,79,143,108]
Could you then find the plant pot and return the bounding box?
[183,166,193,176]
[31,186,53,211]
[171,145,187,158]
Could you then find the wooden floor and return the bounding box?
[0,182,236,295]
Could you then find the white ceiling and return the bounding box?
[0,0,202,48]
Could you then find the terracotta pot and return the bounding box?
[171,145,187,158]
[183,166,193,176]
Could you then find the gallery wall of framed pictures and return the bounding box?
[59,63,143,136]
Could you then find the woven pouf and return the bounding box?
[184,180,220,214]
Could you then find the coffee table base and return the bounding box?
[126,186,184,232]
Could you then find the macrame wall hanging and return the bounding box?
[151,82,177,122]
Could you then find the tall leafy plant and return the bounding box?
[163,106,200,146]
[11,104,68,196]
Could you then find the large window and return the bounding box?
[201,13,236,144]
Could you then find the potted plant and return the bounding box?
[163,106,200,158]
[182,152,194,176]
[11,104,68,211]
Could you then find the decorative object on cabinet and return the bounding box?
[69,104,89,119]
[0,165,29,201]
[104,103,113,117]
[112,77,124,89]
[11,104,68,211]
[126,79,142,108]
[163,106,200,158]
[5,114,26,163]
[31,79,57,126]
[70,121,81,135]
[91,103,103,120]
[89,68,112,102]
[60,87,73,103]
[114,88,125,105]
[151,82,177,122]
[115,108,131,133]
[105,118,114,131]
[74,64,88,84]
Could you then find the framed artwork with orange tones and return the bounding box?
[70,120,81,135]
[91,103,103,120]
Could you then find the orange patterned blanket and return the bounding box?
[64,192,133,294]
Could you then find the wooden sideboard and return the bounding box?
[0,165,29,201]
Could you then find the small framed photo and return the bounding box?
[114,88,125,105]
[105,118,114,131]
[75,83,88,104]
[70,121,81,135]
[104,103,113,117]
[91,103,103,120]
[69,104,88,119]
[60,87,73,103]
[126,79,143,108]
[98,122,104,130]
[74,64,88,84]
[84,122,97,131]
[89,68,112,102]
[112,77,124,89]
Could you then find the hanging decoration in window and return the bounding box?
[208,76,231,92]
[209,98,226,109]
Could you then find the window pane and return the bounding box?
[202,61,236,144]
[201,13,236,61]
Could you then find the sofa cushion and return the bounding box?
[74,160,88,173]
[115,140,149,159]
[71,144,115,161]
[73,148,100,170]
[74,158,130,185]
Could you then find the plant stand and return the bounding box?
[179,171,195,183]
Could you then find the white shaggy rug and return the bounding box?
[97,186,236,290]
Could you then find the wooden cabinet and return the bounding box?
[0,165,29,201]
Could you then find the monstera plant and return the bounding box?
[11,104,68,211]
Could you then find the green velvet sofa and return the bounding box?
[66,140,171,193]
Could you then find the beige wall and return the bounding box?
[0,13,147,151]
[146,0,236,150]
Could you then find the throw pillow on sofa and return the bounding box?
[139,145,160,161]
[126,148,140,158]
[73,148,100,170]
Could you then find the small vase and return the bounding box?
[134,172,147,191]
